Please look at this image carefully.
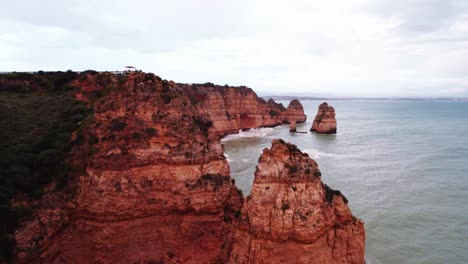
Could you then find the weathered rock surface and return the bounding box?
[289,121,297,132]
[310,102,337,134]
[285,99,307,124]
[15,72,243,263]
[13,72,363,263]
[228,139,365,264]
[180,84,306,135]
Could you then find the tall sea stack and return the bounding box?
[285,99,307,124]
[228,140,366,263]
[310,102,337,134]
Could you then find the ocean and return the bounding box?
[222,100,468,264]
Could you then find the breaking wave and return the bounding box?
[221,127,277,141]
[303,148,335,159]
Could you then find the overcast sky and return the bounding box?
[1,0,467,97]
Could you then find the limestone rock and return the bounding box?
[289,120,297,132]
[12,72,362,263]
[228,139,365,264]
[15,72,243,263]
[180,85,307,135]
[284,99,307,124]
[310,102,337,134]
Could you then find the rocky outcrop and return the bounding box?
[180,84,306,135]
[289,121,297,132]
[310,102,337,134]
[228,139,365,264]
[15,72,243,263]
[12,72,363,263]
[285,99,307,124]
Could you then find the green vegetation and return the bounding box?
[0,71,78,92]
[269,110,280,117]
[109,118,127,132]
[186,173,230,192]
[145,127,157,137]
[193,116,213,136]
[289,164,298,174]
[324,184,348,205]
[0,72,91,262]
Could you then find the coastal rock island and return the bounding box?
[3,71,364,263]
[285,99,307,124]
[310,102,337,134]
[228,140,365,263]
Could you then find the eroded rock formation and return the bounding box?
[228,140,365,264]
[310,102,337,134]
[285,99,307,124]
[15,73,243,263]
[11,72,363,263]
[180,84,306,135]
[289,121,297,132]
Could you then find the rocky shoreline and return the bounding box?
[5,71,364,263]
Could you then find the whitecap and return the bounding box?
[224,153,232,162]
[303,149,335,159]
[222,127,276,141]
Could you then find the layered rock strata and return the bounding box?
[180,84,306,135]
[285,99,307,124]
[228,139,365,263]
[12,72,363,263]
[15,73,243,263]
[289,121,297,132]
[310,102,337,134]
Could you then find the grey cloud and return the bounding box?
[1,0,468,97]
[371,0,468,34]
[0,0,249,52]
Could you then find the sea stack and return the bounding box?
[285,99,307,123]
[228,139,366,263]
[310,102,337,134]
[10,72,364,263]
[289,120,297,132]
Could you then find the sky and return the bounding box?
[1,0,468,97]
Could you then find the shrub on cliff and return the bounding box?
[269,110,280,117]
[0,78,92,262]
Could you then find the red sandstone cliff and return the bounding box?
[15,73,243,263]
[180,84,306,135]
[310,102,337,134]
[285,99,307,124]
[12,72,363,263]
[228,140,365,263]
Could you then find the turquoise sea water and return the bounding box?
[222,100,468,264]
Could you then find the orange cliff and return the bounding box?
[12,72,364,263]
[15,73,243,263]
[179,83,306,135]
[310,102,337,134]
[228,140,365,264]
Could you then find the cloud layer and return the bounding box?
[1,0,467,97]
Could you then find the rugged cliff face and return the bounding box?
[180,84,306,135]
[15,73,243,263]
[10,72,363,263]
[310,102,337,134]
[285,99,307,124]
[228,140,365,264]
